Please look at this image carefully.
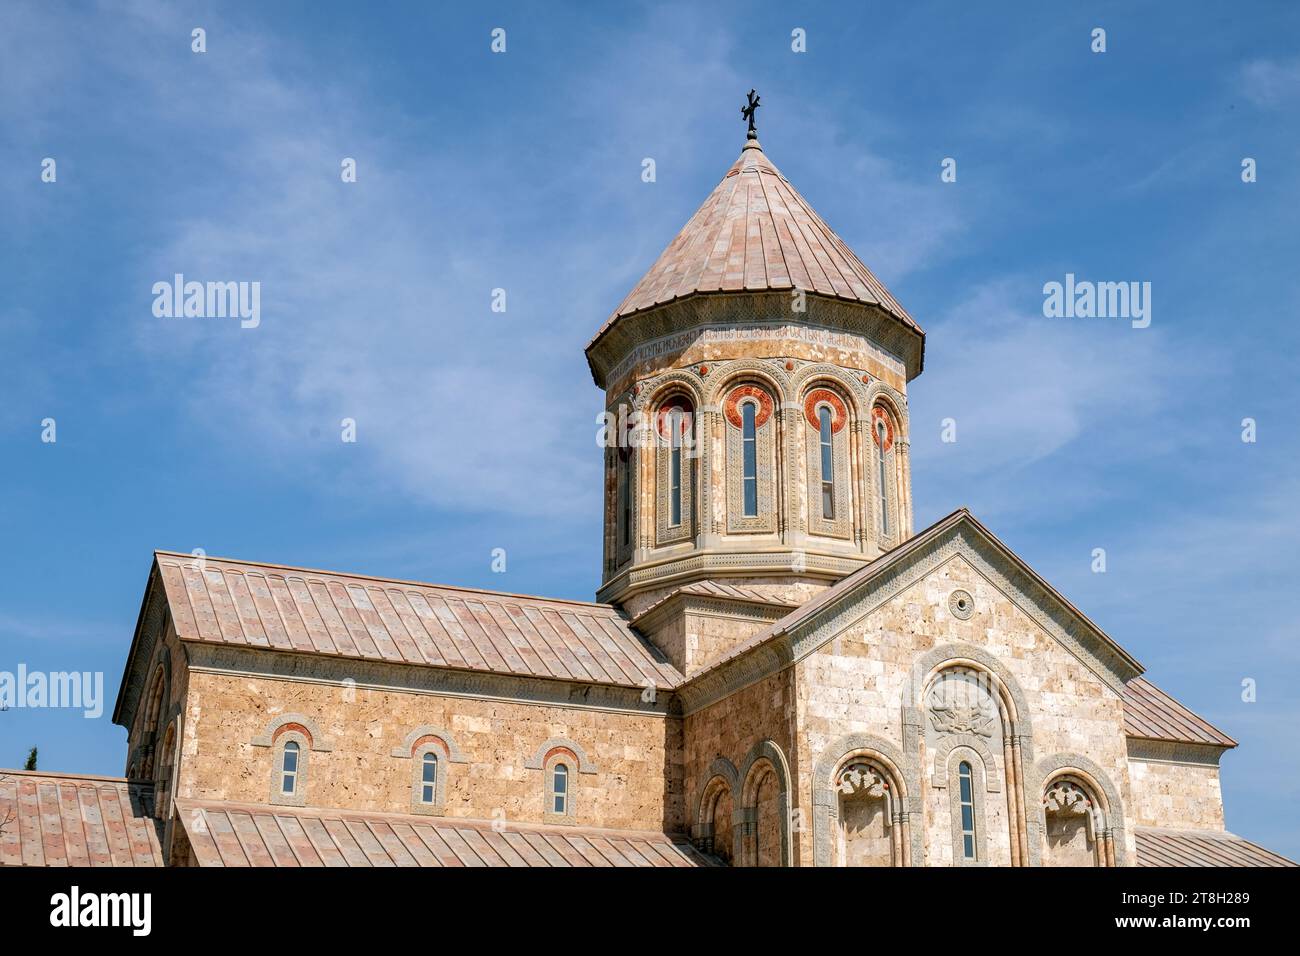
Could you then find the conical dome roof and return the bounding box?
[591,138,921,347]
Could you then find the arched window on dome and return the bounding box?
[654,396,694,545]
[819,406,834,519]
[877,417,889,536]
[724,384,777,533]
[871,405,899,543]
[615,446,634,564]
[742,403,757,516]
[804,387,851,538]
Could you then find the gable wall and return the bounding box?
[794,553,1136,865]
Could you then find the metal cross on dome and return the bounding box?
[740,89,761,138]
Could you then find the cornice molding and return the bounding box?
[587,291,921,390]
[598,546,866,606]
[1126,737,1227,767]
[185,643,681,718]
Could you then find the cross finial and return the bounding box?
[741,89,761,140]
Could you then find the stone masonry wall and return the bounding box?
[683,667,797,860]
[793,553,1139,865]
[1127,757,1225,831]
[175,669,684,833]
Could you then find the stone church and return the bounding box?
[2,125,1291,868]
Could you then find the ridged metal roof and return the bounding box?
[154,552,683,690]
[177,800,716,867]
[1123,677,1237,747]
[591,138,920,344]
[1135,827,1294,866]
[0,771,162,867]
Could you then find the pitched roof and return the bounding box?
[0,770,163,867]
[175,799,717,867]
[1123,676,1237,748]
[1135,827,1294,867]
[152,551,684,690]
[689,508,1144,686]
[589,137,920,345]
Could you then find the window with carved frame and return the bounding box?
[723,384,777,533]
[803,387,852,538]
[654,395,695,545]
[871,405,899,543]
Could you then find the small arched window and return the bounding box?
[876,416,890,536]
[551,763,569,815]
[420,752,438,805]
[818,405,835,519]
[742,402,758,517]
[281,741,300,796]
[957,761,976,860]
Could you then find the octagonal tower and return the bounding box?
[587,134,925,676]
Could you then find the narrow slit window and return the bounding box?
[819,405,835,519]
[876,417,890,536]
[742,402,758,517]
[669,407,683,527]
[618,452,632,547]
[551,764,569,815]
[958,761,976,860]
[420,752,438,804]
[281,741,299,795]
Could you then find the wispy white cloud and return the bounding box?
[909,277,1199,520]
[1238,57,1300,108]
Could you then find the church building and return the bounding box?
[1,115,1291,868]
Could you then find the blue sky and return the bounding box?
[2,1,1298,856]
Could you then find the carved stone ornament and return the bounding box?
[949,589,975,620]
[927,674,997,738]
[928,702,996,737]
[1044,780,1092,816]
[836,762,887,798]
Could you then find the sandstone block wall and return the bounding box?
[793,555,1137,865]
[1127,756,1225,831]
[176,670,684,833]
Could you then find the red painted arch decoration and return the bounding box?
[871,406,896,451]
[803,388,848,433]
[655,396,695,441]
[724,385,774,429]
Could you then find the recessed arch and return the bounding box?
[1035,752,1127,866]
[703,360,792,407]
[694,761,740,864]
[638,371,706,415]
[812,733,916,867]
[905,645,1036,866]
[738,740,793,867]
[789,363,869,409]
[863,381,909,433]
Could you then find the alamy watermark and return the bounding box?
[1042,273,1151,329]
[0,665,104,718]
[152,274,260,328]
